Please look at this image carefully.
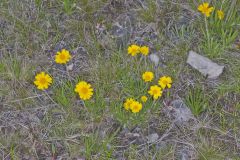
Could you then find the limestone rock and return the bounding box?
[187,51,224,79]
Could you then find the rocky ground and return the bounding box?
[0,0,240,159]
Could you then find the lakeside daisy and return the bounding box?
[34,72,52,90]
[128,44,140,56]
[148,85,162,100]
[217,10,224,20]
[142,71,154,82]
[55,49,72,64]
[198,2,214,17]
[130,101,143,113]
[124,98,135,111]
[158,76,172,89]
[140,46,149,56]
[141,96,148,103]
[75,81,93,100]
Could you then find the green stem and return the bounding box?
[204,16,210,48]
[167,89,170,98]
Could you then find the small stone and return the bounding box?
[132,133,140,137]
[156,141,167,150]
[180,149,191,160]
[170,99,193,123]
[146,133,159,143]
[111,24,130,49]
[149,54,159,66]
[187,51,224,79]
[107,143,112,150]
[66,63,74,71]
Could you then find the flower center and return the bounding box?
[202,7,209,13]
[127,102,132,106]
[80,87,88,94]
[162,80,168,85]
[152,89,158,95]
[39,78,47,84]
[133,105,138,110]
[132,48,137,52]
[59,54,66,60]
[146,75,150,80]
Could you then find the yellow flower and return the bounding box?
[217,10,224,20]
[198,2,214,17]
[34,72,52,90]
[142,71,154,82]
[124,98,135,111]
[75,81,93,100]
[130,101,143,113]
[141,96,148,103]
[128,44,140,56]
[140,46,149,56]
[55,49,72,64]
[148,85,162,100]
[158,76,172,89]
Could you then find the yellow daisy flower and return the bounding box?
[141,96,148,103]
[55,49,72,64]
[130,101,143,113]
[124,98,135,111]
[158,76,172,89]
[75,81,93,100]
[217,10,224,20]
[128,44,140,56]
[148,85,162,100]
[34,72,52,90]
[140,46,149,56]
[142,71,154,82]
[198,2,214,17]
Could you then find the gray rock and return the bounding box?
[146,133,159,143]
[187,51,224,79]
[54,41,67,52]
[111,24,130,49]
[180,148,192,160]
[170,99,193,123]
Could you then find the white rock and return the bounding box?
[149,54,159,66]
[187,51,224,79]
[66,63,74,71]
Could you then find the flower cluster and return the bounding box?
[124,45,173,113]
[128,44,149,56]
[124,98,143,113]
[34,49,93,100]
[146,73,172,100]
[124,68,172,113]
[198,2,224,20]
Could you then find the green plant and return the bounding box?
[63,0,75,15]
[10,144,16,160]
[53,80,75,108]
[197,138,225,160]
[139,1,158,23]
[35,0,42,8]
[199,0,240,57]
[185,86,208,116]
[83,128,119,159]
